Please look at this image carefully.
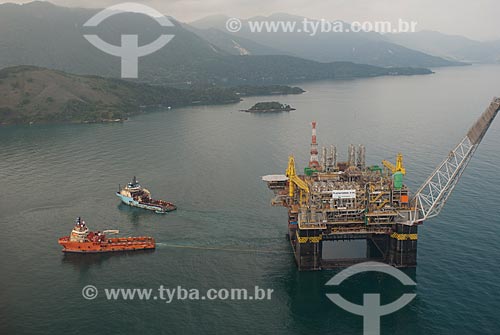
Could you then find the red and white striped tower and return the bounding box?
[309,121,321,170]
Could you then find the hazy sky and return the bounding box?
[2,0,499,40]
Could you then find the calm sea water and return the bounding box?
[1,64,500,335]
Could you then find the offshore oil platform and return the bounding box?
[263,98,500,270]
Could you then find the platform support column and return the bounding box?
[295,230,322,271]
[389,224,418,267]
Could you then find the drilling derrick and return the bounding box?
[263,98,500,271]
[324,145,337,172]
[357,145,366,169]
[321,147,327,171]
[347,144,356,167]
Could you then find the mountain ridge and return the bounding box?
[385,30,500,63]
[189,13,467,68]
[0,2,433,86]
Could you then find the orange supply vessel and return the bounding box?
[58,217,155,253]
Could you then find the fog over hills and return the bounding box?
[0,1,434,86]
[189,13,466,68]
[385,31,500,63]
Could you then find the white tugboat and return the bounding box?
[116,177,176,214]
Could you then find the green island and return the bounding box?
[241,101,296,113]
